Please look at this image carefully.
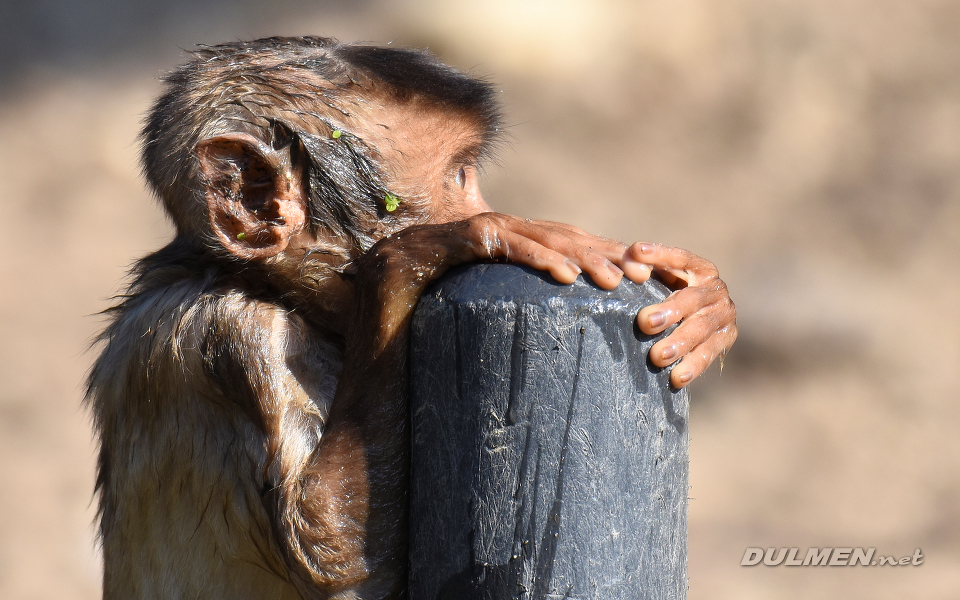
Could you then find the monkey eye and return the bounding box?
[455,167,466,189]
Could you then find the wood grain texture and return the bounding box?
[410,263,688,600]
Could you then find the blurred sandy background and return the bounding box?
[1,0,958,598]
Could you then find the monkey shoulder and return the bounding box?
[88,266,340,435]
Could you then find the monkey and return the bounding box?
[86,36,736,600]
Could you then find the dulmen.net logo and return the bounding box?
[741,547,924,567]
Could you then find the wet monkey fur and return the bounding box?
[87,37,737,599]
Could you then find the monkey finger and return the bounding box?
[549,233,650,284]
[626,242,719,287]
[501,218,663,287]
[626,241,718,274]
[620,253,653,285]
[648,308,726,368]
[636,279,721,335]
[493,218,627,289]
[530,236,622,289]
[637,301,681,336]
[556,243,626,290]
[547,228,653,286]
[668,347,716,389]
[666,326,738,388]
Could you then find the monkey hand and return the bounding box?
[620,242,738,389]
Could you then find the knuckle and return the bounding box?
[720,294,737,316]
[700,255,719,271]
[727,323,739,341]
[692,265,719,283]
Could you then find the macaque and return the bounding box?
[87,36,736,600]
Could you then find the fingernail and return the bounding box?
[639,243,655,255]
[566,259,582,275]
[661,344,677,361]
[648,311,665,327]
[607,260,624,276]
[678,370,693,383]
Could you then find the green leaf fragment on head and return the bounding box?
[384,192,401,212]
[331,130,342,139]
[236,232,247,241]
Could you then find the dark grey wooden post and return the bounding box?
[409,263,688,600]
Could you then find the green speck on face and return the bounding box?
[331,130,342,139]
[384,192,401,212]
[236,232,247,241]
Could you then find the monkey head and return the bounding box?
[139,37,500,314]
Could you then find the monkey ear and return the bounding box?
[196,133,308,260]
